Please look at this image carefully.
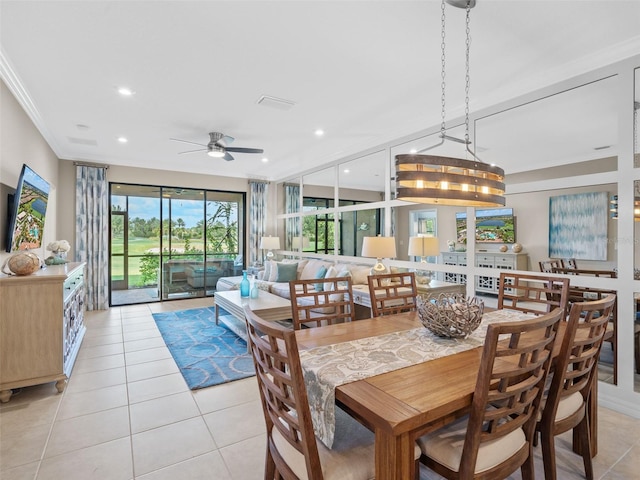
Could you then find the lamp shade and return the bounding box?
[361,236,397,259]
[408,236,439,258]
[260,236,281,250]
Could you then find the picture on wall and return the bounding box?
[548,191,608,260]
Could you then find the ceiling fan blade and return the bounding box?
[178,148,208,154]
[226,147,264,154]
[170,138,207,147]
[223,152,235,161]
[216,135,235,147]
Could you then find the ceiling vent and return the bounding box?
[67,137,98,146]
[256,95,296,111]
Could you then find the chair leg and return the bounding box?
[575,416,594,480]
[520,446,535,480]
[265,448,276,480]
[540,428,557,480]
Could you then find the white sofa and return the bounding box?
[215,258,372,298]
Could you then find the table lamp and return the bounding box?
[361,236,397,276]
[408,236,439,284]
[291,236,310,251]
[260,236,281,262]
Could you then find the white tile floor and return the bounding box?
[1,297,639,480]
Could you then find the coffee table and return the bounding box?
[214,290,292,345]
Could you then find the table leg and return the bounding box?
[374,429,416,480]
[215,303,220,325]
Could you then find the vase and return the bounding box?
[240,270,250,297]
[250,282,259,299]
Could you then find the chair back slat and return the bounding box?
[367,272,418,317]
[497,272,570,316]
[244,306,324,479]
[289,276,356,330]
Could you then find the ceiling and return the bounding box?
[1,1,640,186]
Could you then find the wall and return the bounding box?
[0,80,59,266]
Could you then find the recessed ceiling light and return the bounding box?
[409,148,417,154]
[117,137,128,143]
[261,157,269,163]
[343,169,350,174]
[117,87,134,96]
[314,129,325,137]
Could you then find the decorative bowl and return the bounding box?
[417,294,484,338]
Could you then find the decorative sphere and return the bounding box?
[512,243,523,253]
[499,245,508,252]
[5,251,41,276]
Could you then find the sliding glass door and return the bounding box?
[110,183,245,306]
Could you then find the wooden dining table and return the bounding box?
[295,310,595,480]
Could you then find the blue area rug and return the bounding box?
[152,307,255,390]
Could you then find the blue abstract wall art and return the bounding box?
[548,192,608,260]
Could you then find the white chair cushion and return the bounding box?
[555,391,583,421]
[416,414,526,474]
[271,407,421,480]
[271,407,375,480]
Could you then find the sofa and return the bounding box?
[216,258,372,297]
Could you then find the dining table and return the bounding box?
[295,309,597,480]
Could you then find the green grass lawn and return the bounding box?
[111,236,234,287]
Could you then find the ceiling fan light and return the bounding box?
[208,145,225,158]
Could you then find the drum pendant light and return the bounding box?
[395,0,505,207]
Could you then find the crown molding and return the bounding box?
[0,48,62,157]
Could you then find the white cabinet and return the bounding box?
[441,252,528,295]
[441,252,467,285]
[0,262,86,402]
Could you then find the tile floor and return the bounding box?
[1,297,639,480]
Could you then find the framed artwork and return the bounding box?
[548,192,608,260]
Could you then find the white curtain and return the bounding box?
[75,165,109,310]
[285,183,300,250]
[249,181,268,266]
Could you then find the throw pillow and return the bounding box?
[351,265,370,286]
[314,265,328,291]
[261,261,271,281]
[267,260,279,282]
[337,268,352,287]
[323,265,338,291]
[276,262,298,282]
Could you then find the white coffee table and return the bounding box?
[214,290,292,345]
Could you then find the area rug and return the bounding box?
[152,307,255,390]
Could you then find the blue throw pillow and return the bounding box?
[314,265,328,291]
[276,262,298,282]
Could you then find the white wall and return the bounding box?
[0,80,59,265]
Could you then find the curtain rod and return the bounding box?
[73,161,109,169]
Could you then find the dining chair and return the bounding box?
[536,294,616,480]
[550,267,618,383]
[561,258,578,269]
[417,307,563,480]
[497,272,570,316]
[289,276,356,330]
[244,306,376,480]
[539,259,562,273]
[367,271,418,317]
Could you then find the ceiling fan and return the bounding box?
[170,132,264,161]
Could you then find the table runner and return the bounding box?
[299,309,535,447]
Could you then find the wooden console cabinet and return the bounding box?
[0,262,86,402]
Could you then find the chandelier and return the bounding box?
[395,0,505,207]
